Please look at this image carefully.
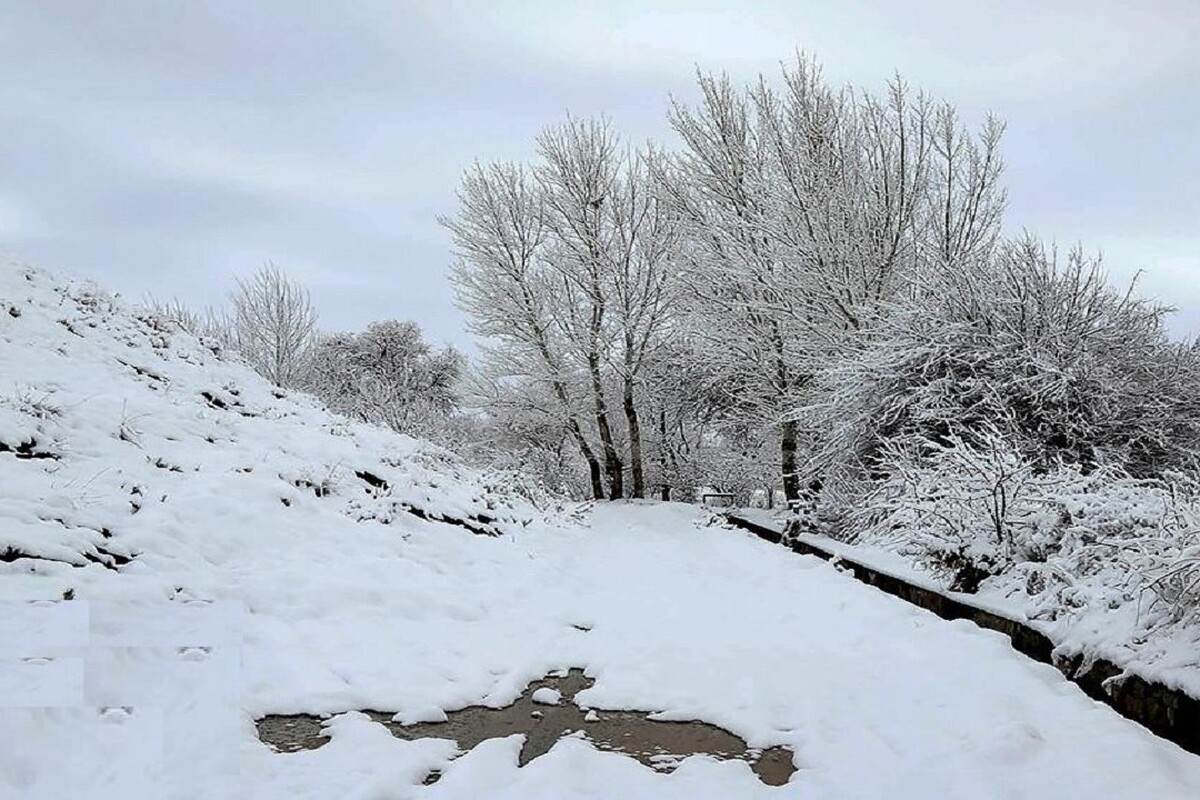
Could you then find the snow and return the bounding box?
[737,504,1200,701]
[530,687,561,706]
[3,264,1200,798]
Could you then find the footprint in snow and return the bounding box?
[178,646,212,661]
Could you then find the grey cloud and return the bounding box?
[1,0,1197,348]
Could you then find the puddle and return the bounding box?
[256,668,796,786]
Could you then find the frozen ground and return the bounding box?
[4,265,1200,798]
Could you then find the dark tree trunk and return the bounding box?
[623,376,645,499]
[526,301,605,501]
[781,418,801,506]
[567,419,605,500]
[587,352,623,500]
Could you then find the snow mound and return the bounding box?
[0,263,536,590]
[530,687,561,706]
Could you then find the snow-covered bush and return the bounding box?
[1145,498,1200,626]
[998,473,1200,630]
[145,298,237,354]
[845,426,1088,591]
[300,320,463,441]
[814,238,1200,490]
[845,423,1200,626]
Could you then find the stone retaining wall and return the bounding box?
[726,513,1200,757]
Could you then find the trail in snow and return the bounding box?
[12,504,1200,799]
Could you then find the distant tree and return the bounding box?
[301,320,463,438]
[231,263,318,387]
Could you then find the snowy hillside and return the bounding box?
[0,264,536,580]
[4,264,1200,799]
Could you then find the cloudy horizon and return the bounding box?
[2,0,1198,345]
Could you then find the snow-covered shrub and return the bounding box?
[300,320,463,441]
[848,426,1200,625]
[1145,491,1200,626]
[814,238,1200,491]
[846,426,1096,591]
[2,386,61,420]
[144,298,236,354]
[995,473,1200,630]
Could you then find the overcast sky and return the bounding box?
[1,0,1198,346]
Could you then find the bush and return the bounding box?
[844,422,1200,627]
[814,238,1200,491]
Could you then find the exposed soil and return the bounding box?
[256,668,796,786]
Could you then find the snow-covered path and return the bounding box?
[379,502,1200,800]
[10,503,1200,799]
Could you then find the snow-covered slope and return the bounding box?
[4,264,1200,800]
[0,264,534,583]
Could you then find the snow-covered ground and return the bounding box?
[4,264,1200,799]
[736,504,1200,703]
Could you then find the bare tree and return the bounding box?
[661,55,1002,504]
[535,117,626,498]
[231,263,318,387]
[442,161,607,499]
[928,106,1007,266]
[447,122,683,501]
[605,147,679,498]
[661,71,789,500]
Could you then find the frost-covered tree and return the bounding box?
[658,71,807,502]
[445,120,682,500]
[301,320,463,438]
[231,263,318,387]
[443,161,608,499]
[534,117,627,498]
[655,55,1010,504]
[456,371,592,497]
[603,147,679,498]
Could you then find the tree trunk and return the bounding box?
[781,418,801,506]
[770,318,801,507]
[588,351,624,499]
[657,408,672,499]
[623,376,645,499]
[527,310,605,501]
[567,419,605,500]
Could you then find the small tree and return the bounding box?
[231,263,318,387]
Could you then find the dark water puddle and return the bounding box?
[256,668,796,786]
